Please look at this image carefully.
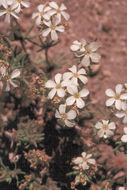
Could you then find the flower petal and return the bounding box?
[90,53,101,63]
[48,88,56,99]
[55,73,62,84]
[81,55,90,67]
[78,75,88,84]
[79,89,89,97]
[115,84,122,94]
[61,11,70,20]
[66,96,75,106]
[42,28,51,37]
[45,80,56,88]
[108,122,116,129]
[78,68,86,75]
[105,89,115,97]
[63,72,73,80]
[59,104,66,114]
[88,158,95,165]
[65,120,74,127]
[69,65,77,73]
[115,112,125,118]
[124,127,127,134]
[115,100,122,110]
[121,135,127,142]
[49,1,58,9]
[123,116,127,124]
[120,93,127,100]
[76,98,85,109]
[67,110,76,120]
[11,69,20,79]
[95,122,102,129]
[55,109,61,118]
[51,30,58,41]
[57,88,65,97]
[88,42,99,52]
[55,25,64,32]
[106,98,115,107]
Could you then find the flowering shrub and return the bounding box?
[0,0,127,190]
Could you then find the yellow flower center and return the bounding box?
[17,0,21,3]
[61,114,67,120]
[80,44,83,49]
[56,83,61,89]
[83,157,88,163]
[40,11,44,16]
[57,9,61,13]
[4,76,11,81]
[50,25,55,30]
[6,8,12,14]
[74,93,79,99]
[114,94,120,100]
[85,49,91,55]
[102,125,108,131]
[125,110,127,115]
[73,73,78,78]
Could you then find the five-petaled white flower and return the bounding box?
[55,104,76,127]
[70,39,86,52]
[45,73,65,99]
[63,65,88,86]
[4,69,20,91]
[66,86,89,109]
[95,120,116,138]
[73,152,96,170]
[48,1,70,22]
[13,0,30,13]
[121,127,127,143]
[42,17,64,41]
[115,103,127,123]
[80,41,101,67]
[0,0,19,23]
[105,84,127,110]
[32,4,51,25]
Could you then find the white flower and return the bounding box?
[13,0,30,13]
[70,39,86,52]
[66,86,89,109]
[45,73,65,99]
[63,65,88,86]
[4,69,20,91]
[55,104,76,127]
[32,4,51,25]
[48,1,70,22]
[115,103,127,123]
[62,78,77,93]
[121,127,127,143]
[73,152,96,170]
[80,41,101,67]
[105,84,127,110]
[42,17,64,41]
[118,187,125,190]
[95,120,116,138]
[0,0,19,23]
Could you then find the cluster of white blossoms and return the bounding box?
[0,64,20,91]
[32,1,70,41]
[95,120,116,138]
[45,65,89,127]
[105,83,127,142]
[0,0,30,23]
[70,40,101,67]
[72,152,96,171]
[72,152,96,186]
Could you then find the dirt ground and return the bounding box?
[28,0,127,106]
